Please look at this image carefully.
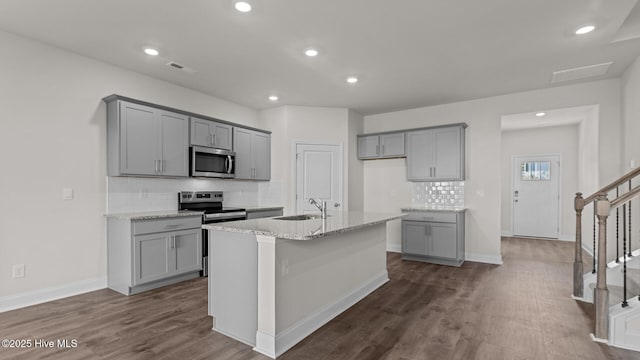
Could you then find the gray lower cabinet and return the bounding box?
[401,211,465,266]
[190,117,233,150]
[357,132,405,159]
[108,215,202,295]
[106,99,189,177]
[245,208,283,220]
[233,127,271,180]
[406,124,465,181]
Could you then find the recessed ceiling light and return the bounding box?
[346,76,358,84]
[535,112,546,117]
[268,95,279,101]
[144,48,159,56]
[304,48,318,57]
[575,25,595,35]
[234,1,251,12]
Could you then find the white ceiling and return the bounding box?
[1,0,640,115]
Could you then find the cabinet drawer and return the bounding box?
[133,216,201,235]
[403,212,457,223]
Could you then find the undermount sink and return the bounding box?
[274,214,329,221]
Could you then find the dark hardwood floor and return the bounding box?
[1,237,638,360]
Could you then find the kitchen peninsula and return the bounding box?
[203,211,403,359]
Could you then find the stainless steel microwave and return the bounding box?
[190,146,235,178]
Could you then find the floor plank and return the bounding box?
[1,237,638,359]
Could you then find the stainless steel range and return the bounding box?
[178,191,246,276]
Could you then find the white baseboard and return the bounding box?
[254,272,389,358]
[465,252,503,265]
[501,230,513,237]
[558,234,575,242]
[0,277,107,313]
[386,244,401,253]
[582,242,595,257]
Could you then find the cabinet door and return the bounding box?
[233,127,253,179]
[433,126,463,180]
[253,132,271,180]
[402,221,429,256]
[159,110,189,177]
[358,136,380,159]
[429,222,458,259]
[133,233,171,286]
[380,133,405,157]
[191,117,213,147]
[173,229,202,275]
[212,122,233,150]
[406,130,435,181]
[119,101,157,175]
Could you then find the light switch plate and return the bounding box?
[63,188,74,200]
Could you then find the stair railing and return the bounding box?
[573,166,640,341]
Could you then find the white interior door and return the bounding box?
[295,143,343,214]
[512,155,560,239]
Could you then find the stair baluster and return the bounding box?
[616,187,620,263]
[623,203,628,308]
[593,205,597,274]
[629,180,633,258]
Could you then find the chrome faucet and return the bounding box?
[309,198,327,219]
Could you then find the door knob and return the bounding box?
[334,203,341,208]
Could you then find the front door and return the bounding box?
[512,155,560,239]
[295,143,343,214]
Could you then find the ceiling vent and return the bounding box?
[551,62,612,83]
[165,61,196,74]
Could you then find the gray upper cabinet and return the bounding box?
[190,117,232,150]
[357,132,405,159]
[233,127,271,181]
[107,99,189,177]
[406,124,465,181]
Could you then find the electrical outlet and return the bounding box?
[12,264,25,278]
[62,188,74,200]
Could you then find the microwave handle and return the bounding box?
[226,155,234,174]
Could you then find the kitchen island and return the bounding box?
[203,211,403,359]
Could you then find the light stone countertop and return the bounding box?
[203,211,404,240]
[401,206,467,213]
[105,210,203,220]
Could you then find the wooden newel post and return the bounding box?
[594,197,610,340]
[573,192,584,298]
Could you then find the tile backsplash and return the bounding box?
[107,176,281,214]
[411,181,464,207]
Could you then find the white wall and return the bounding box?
[260,106,351,215]
[500,125,579,240]
[363,79,621,263]
[0,30,259,301]
[622,55,640,171]
[347,110,365,211]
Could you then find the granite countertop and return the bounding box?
[106,210,203,220]
[203,211,404,241]
[401,206,467,213]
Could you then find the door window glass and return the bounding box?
[521,161,550,181]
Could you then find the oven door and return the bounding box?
[191,146,235,178]
[201,211,247,277]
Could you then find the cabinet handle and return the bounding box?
[161,160,165,173]
[155,160,160,173]
[433,167,436,177]
[174,236,178,249]
[376,145,379,155]
[213,133,217,146]
[382,145,385,155]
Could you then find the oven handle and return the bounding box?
[204,211,246,221]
